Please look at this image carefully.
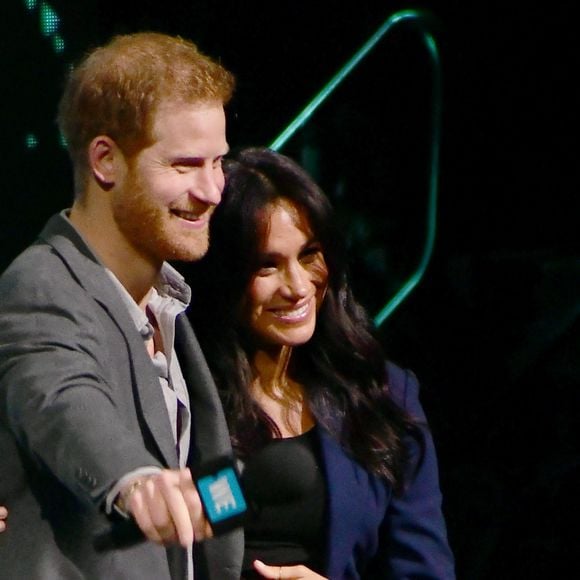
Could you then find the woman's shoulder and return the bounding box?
[385,360,422,415]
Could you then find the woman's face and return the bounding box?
[241,199,329,350]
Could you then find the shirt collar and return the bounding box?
[105,263,191,340]
[156,262,191,307]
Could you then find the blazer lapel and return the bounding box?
[317,428,389,579]
[174,315,244,579]
[318,428,361,575]
[174,315,232,462]
[41,213,178,468]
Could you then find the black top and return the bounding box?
[240,427,327,578]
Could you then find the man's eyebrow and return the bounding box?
[171,151,228,165]
[172,157,204,166]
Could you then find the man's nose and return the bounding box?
[189,165,223,205]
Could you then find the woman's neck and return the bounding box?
[251,346,315,437]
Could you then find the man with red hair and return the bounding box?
[0,32,240,579]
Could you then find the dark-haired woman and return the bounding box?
[187,147,455,579]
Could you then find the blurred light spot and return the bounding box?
[26,133,39,149]
[40,2,59,36]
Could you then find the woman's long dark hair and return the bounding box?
[187,147,422,491]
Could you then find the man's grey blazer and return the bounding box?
[0,213,243,579]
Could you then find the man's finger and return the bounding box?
[129,481,165,544]
[153,470,194,546]
[179,468,213,541]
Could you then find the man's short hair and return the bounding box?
[57,32,235,190]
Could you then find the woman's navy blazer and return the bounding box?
[317,362,456,579]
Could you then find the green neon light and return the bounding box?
[375,28,441,327]
[52,34,65,53]
[269,9,442,327]
[40,2,59,36]
[22,0,68,151]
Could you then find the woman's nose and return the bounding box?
[281,264,309,298]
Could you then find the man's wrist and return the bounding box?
[115,477,148,514]
[105,466,163,517]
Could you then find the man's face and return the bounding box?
[112,101,228,265]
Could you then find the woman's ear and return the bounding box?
[88,135,122,188]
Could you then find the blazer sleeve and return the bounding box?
[0,249,164,509]
[365,363,456,579]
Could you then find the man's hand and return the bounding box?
[119,468,212,547]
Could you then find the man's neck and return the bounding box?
[69,201,161,309]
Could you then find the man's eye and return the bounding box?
[172,158,205,172]
[173,163,193,174]
[301,246,322,262]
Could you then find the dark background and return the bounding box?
[1,1,579,577]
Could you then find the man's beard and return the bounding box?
[112,173,210,266]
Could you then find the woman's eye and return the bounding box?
[256,262,277,276]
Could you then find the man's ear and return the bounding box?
[88,135,123,188]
